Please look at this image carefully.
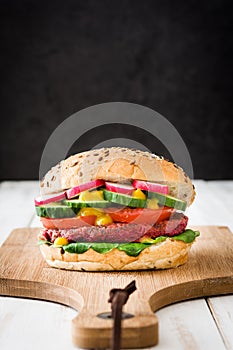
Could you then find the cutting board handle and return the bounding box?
[107,280,137,350]
[72,289,158,349]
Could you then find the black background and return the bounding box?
[1,0,233,180]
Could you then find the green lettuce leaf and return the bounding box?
[90,243,119,254]
[63,242,91,254]
[117,243,148,257]
[172,229,200,243]
[63,242,118,254]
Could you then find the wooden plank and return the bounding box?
[30,212,42,228]
[188,180,233,230]
[0,225,232,349]
[206,181,233,220]
[156,299,226,350]
[190,181,233,349]
[0,181,38,245]
[207,295,233,350]
[0,296,77,350]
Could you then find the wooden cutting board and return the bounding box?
[0,226,233,348]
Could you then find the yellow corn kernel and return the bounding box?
[79,190,104,201]
[146,198,159,209]
[54,237,69,246]
[78,207,103,217]
[95,214,113,226]
[132,189,146,200]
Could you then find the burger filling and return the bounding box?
[35,180,199,257]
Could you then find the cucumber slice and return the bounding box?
[147,191,187,211]
[103,190,146,208]
[65,199,111,209]
[35,204,76,218]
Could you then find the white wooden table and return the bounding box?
[0,180,233,350]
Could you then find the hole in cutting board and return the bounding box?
[97,312,134,320]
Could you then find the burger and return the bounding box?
[35,147,199,271]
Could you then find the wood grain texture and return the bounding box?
[156,299,227,350]
[207,295,233,349]
[0,225,233,348]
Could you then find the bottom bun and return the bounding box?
[40,239,193,271]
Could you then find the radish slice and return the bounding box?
[132,180,169,194]
[105,182,134,195]
[66,180,105,199]
[34,191,66,206]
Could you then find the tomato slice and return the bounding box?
[106,207,174,225]
[40,216,96,229]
